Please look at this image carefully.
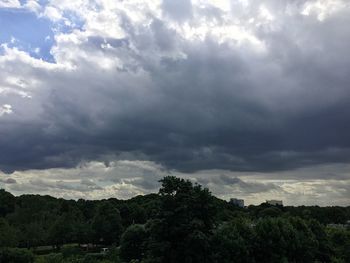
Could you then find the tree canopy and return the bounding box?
[0,176,349,263]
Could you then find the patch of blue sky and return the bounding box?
[0,8,56,62]
[53,9,85,33]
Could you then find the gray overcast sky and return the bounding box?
[0,0,349,205]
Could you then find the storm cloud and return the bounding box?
[0,0,349,204]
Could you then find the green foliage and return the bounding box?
[0,179,348,263]
[119,203,147,227]
[144,176,217,263]
[253,217,292,262]
[288,217,319,262]
[48,215,75,248]
[0,247,34,263]
[308,219,333,262]
[120,224,147,262]
[74,221,94,245]
[0,218,18,247]
[252,217,322,263]
[22,222,46,248]
[327,227,350,262]
[91,202,123,245]
[35,252,117,263]
[211,219,254,263]
[35,253,64,263]
[0,189,15,217]
[61,246,83,258]
[105,246,121,262]
[259,207,282,218]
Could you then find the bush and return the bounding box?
[0,247,34,263]
[0,219,18,247]
[34,253,63,263]
[61,246,83,258]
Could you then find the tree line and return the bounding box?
[0,176,349,262]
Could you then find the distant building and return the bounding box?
[230,198,244,208]
[266,200,283,206]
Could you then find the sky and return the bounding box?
[0,0,349,206]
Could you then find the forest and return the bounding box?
[0,176,349,263]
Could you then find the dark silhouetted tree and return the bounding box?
[92,202,123,245]
[120,224,147,262]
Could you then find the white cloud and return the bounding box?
[0,160,165,200]
[43,6,63,21]
[0,104,12,116]
[0,0,20,8]
[1,161,348,206]
[24,0,42,13]
[301,0,349,21]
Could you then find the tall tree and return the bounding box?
[91,202,123,245]
[0,218,18,247]
[0,189,15,217]
[211,219,254,263]
[145,176,217,263]
[120,224,147,262]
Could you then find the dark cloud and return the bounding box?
[25,178,103,192]
[151,19,177,51]
[0,0,350,184]
[218,174,242,185]
[211,174,280,194]
[131,177,161,190]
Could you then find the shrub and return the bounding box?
[0,247,34,263]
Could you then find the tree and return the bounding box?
[120,224,147,262]
[253,218,293,263]
[119,203,147,228]
[0,189,15,217]
[288,217,318,262]
[327,227,350,262]
[91,202,123,245]
[211,219,254,263]
[253,217,319,263]
[0,218,18,247]
[48,215,74,249]
[74,221,94,245]
[22,222,45,248]
[308,219,332,262]
[259,207,282,218]
[0,248,34,263]
[145,176,217,263]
